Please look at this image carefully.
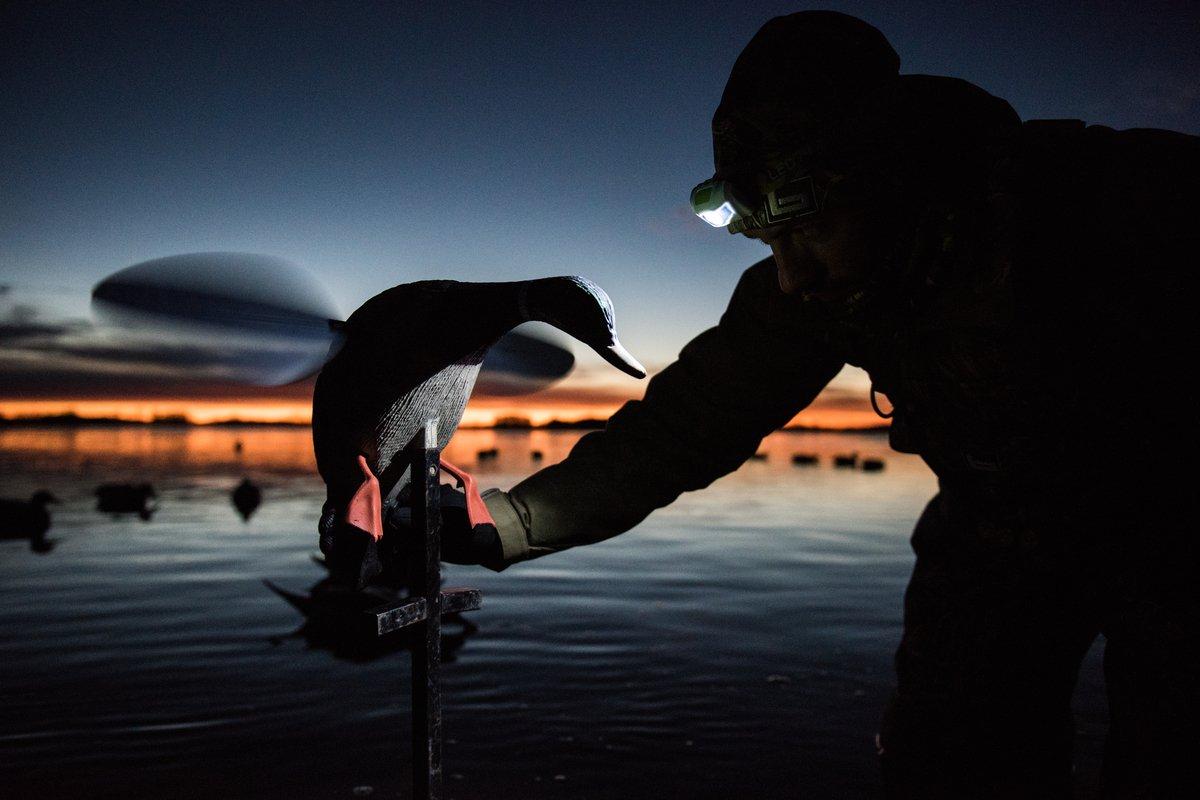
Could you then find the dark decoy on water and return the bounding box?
[95,483,157,520]
[861,458,886,472]
[531,449,544,461]
[833,453,859,468]
[312,277,645,549]
[792,453,819,466]
[476,447,500,461]
[232,478,263,521]
[0,490,59,553]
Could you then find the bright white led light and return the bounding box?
[697,201,736,227]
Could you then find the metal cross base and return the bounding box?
[364,418,482,800]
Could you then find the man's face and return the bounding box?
[744,200,881,300]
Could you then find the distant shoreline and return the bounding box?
[0,413,889,434]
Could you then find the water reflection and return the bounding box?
[265,557,478,664]
[10,423,1075,799]
[0,424,917,486]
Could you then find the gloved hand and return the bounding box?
[318,505,384,590]
[386,483,503,567]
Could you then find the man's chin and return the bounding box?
[777,271,861,302]
[799,286,859,303]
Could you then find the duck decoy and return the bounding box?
[476,447,500,461]
[95,483,157,519]
[0,490,59,553]
[833,453,859,468]
[791,453,819,466]
[861,458,886,472]
[312,277,645,560]
[232,478,263,521]
[531,449,544,461]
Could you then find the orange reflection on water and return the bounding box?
[1,394,882,431]
[1,420,921,505]
[0,425,318,482]
[0,400,313,425]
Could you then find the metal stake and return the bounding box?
[365,418,482,800]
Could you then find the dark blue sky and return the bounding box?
[3,0,1198,402]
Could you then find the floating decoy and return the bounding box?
[476,447,500,461]
[861,458,886,472]
[791,453,819,466]
[311,277,645,555]
[833,453,859,468]
[232,478,263,521]
[531,449,544,461]
[95,483,157,519]
[0,490,59,552]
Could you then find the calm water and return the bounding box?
[0,426,1106,799]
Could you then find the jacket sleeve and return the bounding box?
[482,258,844,568]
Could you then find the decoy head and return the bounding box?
[31,490,60,507]
[520,277,646,379]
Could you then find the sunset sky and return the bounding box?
[3,1,1197,428]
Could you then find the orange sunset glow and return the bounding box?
[0,392,884,430]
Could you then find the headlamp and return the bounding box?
[690,172,821,234]
[689,180,756,228]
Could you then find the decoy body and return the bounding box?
[232,478,263,521]
[0,490,59,551]
[833,453,859,468]
[95,483,157,519]
[312,277,645,547]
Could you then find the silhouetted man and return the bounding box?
[400,11,1198,798]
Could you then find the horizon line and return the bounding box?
[0,411,890,434]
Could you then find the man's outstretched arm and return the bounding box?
[483,258,844,568]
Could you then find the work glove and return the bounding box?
[318,507,384,590]
[386,482,503,567]
[319,486,501,589]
